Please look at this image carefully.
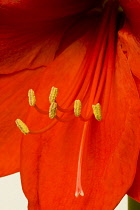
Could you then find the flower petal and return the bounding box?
[117,20,140,203]
[0,0,104,75]
[119,0,140,39]
[0,19,75,74]
[0,0,103,22]
[118,24,140,79]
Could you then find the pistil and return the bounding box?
[75,122,88,197]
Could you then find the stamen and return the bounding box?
[55,115,74,122]
[49,102,57,119]
[79,115,92,122]
[34,105,48,115]
[92,103,102,121]
[74,100,82,117]
[30,120,57,134]
[57,103,73,113]
[15,119,29,135]
[28,89,36,106]
[28,90,49,115]
[49,87,58,103]
[16,119,58,135]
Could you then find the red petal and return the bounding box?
[118,24,140,79]
[119,0,140,39]
[0,0,103,22]
[118,24,140,202]
[0,20,75,74]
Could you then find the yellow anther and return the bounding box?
[15,119,29,135]
[28,89,36,106]
[49,102,57,119]
[74,100,82,117]
[92,103,102,121]
[49,87,58,103]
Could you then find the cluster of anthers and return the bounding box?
[15,86,102,135]
[15,87,102,198]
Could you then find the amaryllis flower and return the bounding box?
[0,0,140,209]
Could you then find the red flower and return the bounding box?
[0,0,140,209]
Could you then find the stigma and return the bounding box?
[75,190,84,197]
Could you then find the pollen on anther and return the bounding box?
[49,102,57,119]
[74,100,82,117]
[15,119,29,135]
[49,87,58,103]
[28,89,36,106]
[92,103,102,121]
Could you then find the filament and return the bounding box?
[57,103,73,113]
[34,104,48,115]
[29,120,58,134]
[79,114,92,122]
[55,115,74,122]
